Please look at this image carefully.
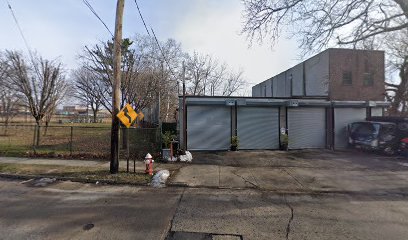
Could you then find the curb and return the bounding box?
[2,173,393,197]
[0,173,150,187]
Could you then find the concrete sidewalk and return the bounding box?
[0,156,181,172]
[169,150,408,194]
[0,156,109,167]
[3,151,408,195]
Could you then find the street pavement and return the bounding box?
[1,150,408,239]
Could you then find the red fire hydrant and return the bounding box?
[144,153,154,175]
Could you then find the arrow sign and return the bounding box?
[117,104,138,128]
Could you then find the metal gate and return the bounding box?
[334,108,367,149]
[187,105,231,150]
[237,107,280,150]
[288,108,326,149]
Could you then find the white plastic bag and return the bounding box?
[151,170,170,188]
[179,151,193,162]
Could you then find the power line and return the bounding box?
[133,0,179,82]
[4,0,42,79]
[133,0,150,37]
[82,0,114,37]
[4,0,34,60]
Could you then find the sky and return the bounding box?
[0,0,301,94]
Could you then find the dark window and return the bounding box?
[342,71,352,85]
[364,73,374,86]
[364,59,369,72]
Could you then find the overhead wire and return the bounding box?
[133,0,150,37]
[4,0,42,78]
[82,0,114,37]
[4,0,35,60]
[133,0,180,83]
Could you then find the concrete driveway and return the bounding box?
[170,150,408,193]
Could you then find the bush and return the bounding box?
[162,131,176,149]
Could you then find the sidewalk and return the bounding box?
[0,156,109,167]
[2,151,408,195]
[0,156,179,172]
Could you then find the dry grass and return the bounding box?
[0,163,152,185]
[0,125,161,160]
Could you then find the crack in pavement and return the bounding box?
[282,168,309,191]
[284,195,294,240]
[163,188,186,240]
[231,171,259,189]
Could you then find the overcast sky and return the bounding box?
[0,0,301,94]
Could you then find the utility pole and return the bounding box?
[110,0,125,174]
[182,62,187,151]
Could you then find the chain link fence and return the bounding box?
[0,124,161,160]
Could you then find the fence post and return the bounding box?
[70,126,73,156]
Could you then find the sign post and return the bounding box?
[117,103,140,173]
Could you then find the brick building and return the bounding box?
[252,48,385,101]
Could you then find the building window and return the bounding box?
[364,73,374,86]
[342,71,352,85]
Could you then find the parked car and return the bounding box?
[348,121,399,155]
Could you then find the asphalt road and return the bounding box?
[1,177,408,240]
[2,150,408,239]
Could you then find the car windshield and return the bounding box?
[350,122,381,137]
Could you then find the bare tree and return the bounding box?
[72,67,103,123]
[384,29,408,115]
[79,38,158,114]
[3,51,67,144]
[222,69,246,96]
[242,0,408,52]
[0,54,20,134]
[0,91,21,135]
[184,52,246,96]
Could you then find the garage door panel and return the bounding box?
[187,106,231,150]
[288,108,326,149]
[237,107,279,150]
[334,108,366,149]
[371,108,383,117]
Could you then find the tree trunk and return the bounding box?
[35,120,41,146]
[388,57,408,116]
[3,119,9,136]
[44,121,49,136]
[93,111,97,123]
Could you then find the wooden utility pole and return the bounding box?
[110,0,125,174]
[182,62,187,151]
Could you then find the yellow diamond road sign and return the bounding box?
[117,104,138,128]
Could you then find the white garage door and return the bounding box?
[237,107,280,150]
[187,106,231,150]
[288,108,326,149]
[334,108,367,149]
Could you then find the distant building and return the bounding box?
[61,105,87,115]
[252,48,385,101]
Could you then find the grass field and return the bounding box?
[0,163,152,184]
[0,124,161,160]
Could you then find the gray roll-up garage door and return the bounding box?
[334,108,367,149]
[288,108,326,149]
[371,107,383,117]
[187,106,231,150]
[237,107,279,150]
